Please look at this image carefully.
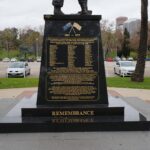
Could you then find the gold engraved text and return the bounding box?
[52,111,95,116]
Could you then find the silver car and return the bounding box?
[114,61,135,77]
[7,62,31,78]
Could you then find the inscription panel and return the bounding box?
[46,37,100,101]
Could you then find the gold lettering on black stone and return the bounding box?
[47,37,99,101]
[68,45,76,67]
[49,45,57,66]
[49,86,96,96]
[52,118,94,124]
[52,111,95,116]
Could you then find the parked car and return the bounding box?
[145,58,150,61]
[127,57,134,61]
[114,61,135,77]
[2,58,10,62]
[36,57,41,62]
[10,58,17,62]
[28,58,35,62]
[113,56,121,62]
[121,57,126,61]
[19,58,27,62]
[7,62,30,78]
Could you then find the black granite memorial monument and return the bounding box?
[0,1,149,133]
[22,14,124,118]
[37,15,108,106]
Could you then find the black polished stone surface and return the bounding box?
[22,107,124,117]
[0,94,149,133]
[37,15,108,106]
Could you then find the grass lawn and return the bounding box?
[0,78,38,89]
[0,77,150,89]
[107,77,150,89]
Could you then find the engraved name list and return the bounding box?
[46,37,100,101]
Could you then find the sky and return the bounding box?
[0,0,150,30]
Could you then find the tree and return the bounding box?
[131,0,148,82]
[121,28,130,58]
[0,28,19,57]
[148,22,150,50]
[130,34,140,51]
[101,20,117,58]
[19,28,41,57]
[0,31,3,49]
[115,29,124,57]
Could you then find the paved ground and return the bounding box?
[0,88,150,150]
[0,131,150,150]
[0,61,150,78]
[0,87,37,99]
[0,87,150,102]
[108,87,150,102]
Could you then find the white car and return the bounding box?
[113,56,121,62]
[36,57,41,62]
[10,58,17,62]
[114,61,135,77]
[7,62,30,78]
[127,57,134,61]
[2,58,10,62]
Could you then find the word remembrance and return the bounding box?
[0,15,150,133]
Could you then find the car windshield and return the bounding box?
[9,63,24,68]
[120,62,135,67]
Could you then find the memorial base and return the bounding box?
[0,93,149,133]
[22,106,124,117]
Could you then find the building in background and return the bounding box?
[116,17,128,30]
[123,18,141,36]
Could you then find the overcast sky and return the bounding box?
[0,0,150,30]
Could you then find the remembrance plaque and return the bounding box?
[47,37,99,101]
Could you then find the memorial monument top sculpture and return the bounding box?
[52,0,92,15]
